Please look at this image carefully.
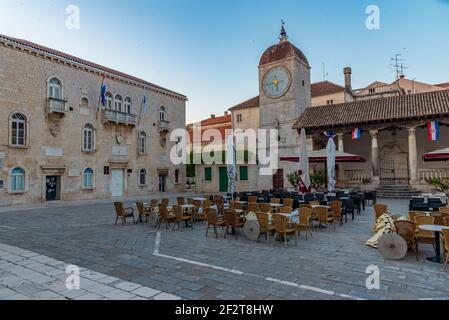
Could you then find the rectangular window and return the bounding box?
[239,166,248,181]
[83,174,93,188]
[0,180,3,189]
[237,114,243,122]
[12,122,25,146]
[204,167,212,181]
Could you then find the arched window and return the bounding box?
[80,97,89,108]
[139,169,147,185]
[11,113,27,147]
[105,92,113,110]
[159,106,166,121]
[48,78,62,99]
[174,169,180,184]
[114,95,123,112]
[83,168,94,189]
[83,123,95,151]
[139,132,147,154]
[124,97,132,114]
[10,167,25,192]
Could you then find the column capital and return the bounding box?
[407,127,417,134]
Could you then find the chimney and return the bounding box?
[224,111,229,116]
[344,67,352,90]
[210,114,216,119]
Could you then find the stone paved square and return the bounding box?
[0,196,448,300]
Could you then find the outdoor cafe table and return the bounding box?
[193,198,207,202]
[418,225,449,264]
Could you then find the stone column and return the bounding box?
[408,127,418,184]
[337,133,346,183]
[370,130,380,184]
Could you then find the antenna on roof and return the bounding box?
[322,62,329,81]
[390,53,407,80]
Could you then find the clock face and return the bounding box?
[263,67,291,98]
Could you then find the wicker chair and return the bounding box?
[415,216,436,255]
[442,229,449,271]
[194,202,208,223]
[295,208,313,240]
[409,211,426,223]
[186,198,194,205]
[256,212,276,242]
[214,199,225,215]
[394,220,418,260]
[161,198,170,206]
[373,204,388,221]
[136,202,150,223]
[283,198,294,208]
[440,207,449,215]
[114,202,135,225]
[279,206,292,214]
[270,198,281,204]
[149,199,159,210]
[248,196,258,203]
[177,197,185,205]
[157,204,175,229]
[205,208,225,238]
[316,206,335,231]
[309,201,320,206]
[272,214,298,246]
[299,204,312,210]
[247,203,259,214]
[329,200,343,225]
[223,209,244,239]
[445,217,449,227]
[259,203,272,214]
[172,205,193,231]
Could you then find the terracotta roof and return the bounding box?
[311,81,345,97]
[259,41,309,67]
[0,34,186,99]
[200,114,231,127]
[435,82,449,89]
[229,96,260,111]
[187,124,232,143]
[293,89,449,130]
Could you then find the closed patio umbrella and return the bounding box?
[326,137,336,193]
[226,134,236,199]
[299,129,311,190]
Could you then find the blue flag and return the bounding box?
[100,77,107,109]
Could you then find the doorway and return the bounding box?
[46,176,61,201]
[111,169,124,197]
[219,167,228,193]
[273,169,284,190]
[159,173,167,192]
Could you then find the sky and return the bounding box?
[1,0,449,124]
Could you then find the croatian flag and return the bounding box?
[428,121,439,141]
[100,76,107,109]
[352,128,361,140]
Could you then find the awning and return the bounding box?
[423,148,449,161]
[281,149,366,163]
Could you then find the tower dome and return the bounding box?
[259,22,310,67]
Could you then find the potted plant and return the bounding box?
[287,171,300,189]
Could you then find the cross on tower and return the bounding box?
[279,20,288,42]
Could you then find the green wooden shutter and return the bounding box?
[205,167,212,181]
[239,166,248,181]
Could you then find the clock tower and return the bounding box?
[258,22,311,189]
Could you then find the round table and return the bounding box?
[418,225,449,264]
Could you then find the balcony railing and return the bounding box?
[104,109,137,126]
[47,97,68,114]
[418,169,449,182]
[344,170,373,183]
[158,120,170,133]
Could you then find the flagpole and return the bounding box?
[96,75,105,120]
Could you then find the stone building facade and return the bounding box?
[0,34,187,206]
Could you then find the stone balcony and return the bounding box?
[47,97,68,114]
[104,109,137,126]
[158,120,170,133]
